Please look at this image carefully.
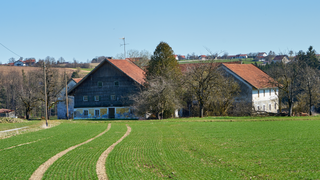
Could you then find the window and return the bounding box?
[263,105,265,111]
[97,81,103,87]
[95,110,100,116]
[114,81,119,86]
[84,110,88,116]
[269,104,271,110]
[269,89,271,96]
[83,96,88,101]
[257,106,260,110]
[111,95,116,100]
[275,103,277,110]
[258,90,259,97]
[263,90,265,97]
[94,95,99,101]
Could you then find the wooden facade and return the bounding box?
[68,59,144,119]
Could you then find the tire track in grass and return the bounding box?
[0,136,53,152]
[29,123,112,180]
[96,124,131,180]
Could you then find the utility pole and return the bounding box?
[120,37,127,59]
[44,62,48,127]
[65,73,69,120]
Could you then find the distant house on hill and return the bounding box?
[257,52,267,57]
[57,78,82,119]
[236,54,248,59]
[174,55,186,61]
[0,109,15,118]
[199,55,207,60]
[68,59,145,119]
[272,55,289,64]
[14,60,25,66]
[219,63,279,113]
[12,59,36,66]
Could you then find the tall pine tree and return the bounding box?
[146,42,181,80]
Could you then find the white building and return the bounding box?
[57,78,82,119]
[14,60,25,66]
[219,63,279,113]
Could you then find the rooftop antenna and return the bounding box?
[120,37,128,59]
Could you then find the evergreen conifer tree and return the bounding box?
[146,42,181,80]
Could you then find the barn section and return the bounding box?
[68,59,145,119]
[57,78,82,119]
[0,109,15,118]
[219,63,279,113]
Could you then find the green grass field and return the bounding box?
[179,58,263,65]
[0,121,41,131]
[1,117,320,179]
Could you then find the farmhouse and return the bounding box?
[68,58,145,119]
[57,78,82,119]
[0,109,15,118]
[219,63,279,113]
[272,55,289,64]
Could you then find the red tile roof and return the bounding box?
[72,78,82,83]
[108,59,145,85]
[221,63,275,89]
[0,109,14,113]
[273,55,288,60]
[180,61,241,73]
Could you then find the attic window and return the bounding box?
[83,96,88,101]
[94,95,100,101]
[114,81,119,86]
[98,81,103,87]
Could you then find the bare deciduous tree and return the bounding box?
[18,70,41,119]
[184,62,239,117]
[130,76,181,119]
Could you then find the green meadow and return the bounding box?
[1,117,320,179]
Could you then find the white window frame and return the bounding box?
[83,96,88,101]
[83,110,89,116]
[94,95,99,101]
[95,109,100,117]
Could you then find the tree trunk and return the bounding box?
[288,100,293,116]
[199,103,204,118]
[309,92,312,116]
[26,107,30,120]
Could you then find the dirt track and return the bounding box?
[96,125,131,180]
[29,123,111,180]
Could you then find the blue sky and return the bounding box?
[1,0,319,63]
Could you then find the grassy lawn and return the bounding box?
[0,122,109,179]
[1,117,320,179]
[0,121,41,131]
[107,119,320,179]
[179,58,263,65]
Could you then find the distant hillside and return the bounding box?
[0,66,75,76]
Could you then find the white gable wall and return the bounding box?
[220,65,279,113]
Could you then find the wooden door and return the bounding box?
[109,108,115,118]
